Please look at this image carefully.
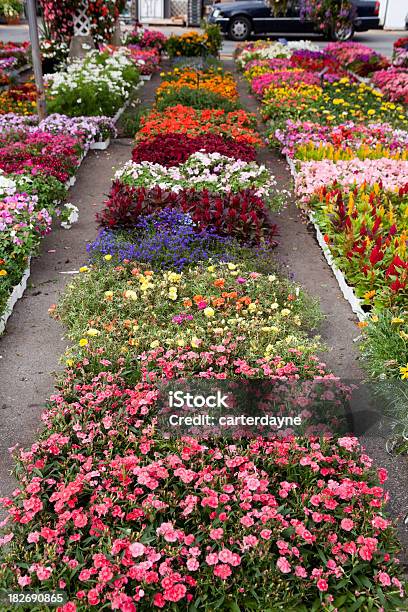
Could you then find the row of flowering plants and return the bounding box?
[0,47,141,118]
[0,50,406,612]
[0,113,115,325]
[0,35,168,330]
[237,38,408,381]
[0,41,30,86]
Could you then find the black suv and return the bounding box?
[208,0,381,41]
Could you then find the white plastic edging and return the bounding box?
[90,138,111,151]
[141,74,152,81]
[309,213,367,321]
[0,258,31,335]
[285,154,367,322]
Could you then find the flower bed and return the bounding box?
[237,39,408,382]
[115,152,279,205]
[165,25,222,58]
[132,133,256,166]
[325,42,390,77]
[98,184,277,245]
[156,67,238,102]
[45,49,140,118]
[124,27,167,53]
[372,68,408,105]
[135,105,263,147]
[0,47,406,612]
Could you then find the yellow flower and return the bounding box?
[281,309,290,317]
[367,109,376,116]
[0,269,7,276]
[227,263,237,270]
[400,364,408,380]
[104,290,113,299]
[248,303,257,312]
[371,315,379,323]
[104,254,112,261]
[66,359,74,367]
[168,287,178,300]
[86,328,100,337]
[124,290,137,300]
[364,290,376,300]
[357,321,368,328]
[79,266,89,273]
[204,307,215,318]
[177,339,185,347]
[79,338,88,347]
[150,340,160,348]
[168,272,181,283]
[391,317,404,324]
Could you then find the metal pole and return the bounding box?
[26,0,47,120]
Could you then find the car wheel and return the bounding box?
[229,16,251,41]
[331,23,354,41]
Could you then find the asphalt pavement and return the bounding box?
[0,21,405,57]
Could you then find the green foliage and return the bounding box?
[155,86,241,112]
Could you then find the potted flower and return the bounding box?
[0,0,22,24]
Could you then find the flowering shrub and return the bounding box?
[372,68,408,105]
[325,41,390,76]
[46,49,140,117]
[125,27,167,52]
[99,183,277,245]
[300,0,356,36]
[115,152,280,207]
[132,133,256,166]
[39,0,122,45]
[136,106,263,147]
[88,209,236,271]
[127,46,160,75]
[165,26,222,58]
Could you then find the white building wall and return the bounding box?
[381,0,407,29]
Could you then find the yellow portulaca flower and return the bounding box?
[79,266,89,273]
[79,338,88,347]
[86,328,100,337]
[204,307,215,318]
[124,290,137,300]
